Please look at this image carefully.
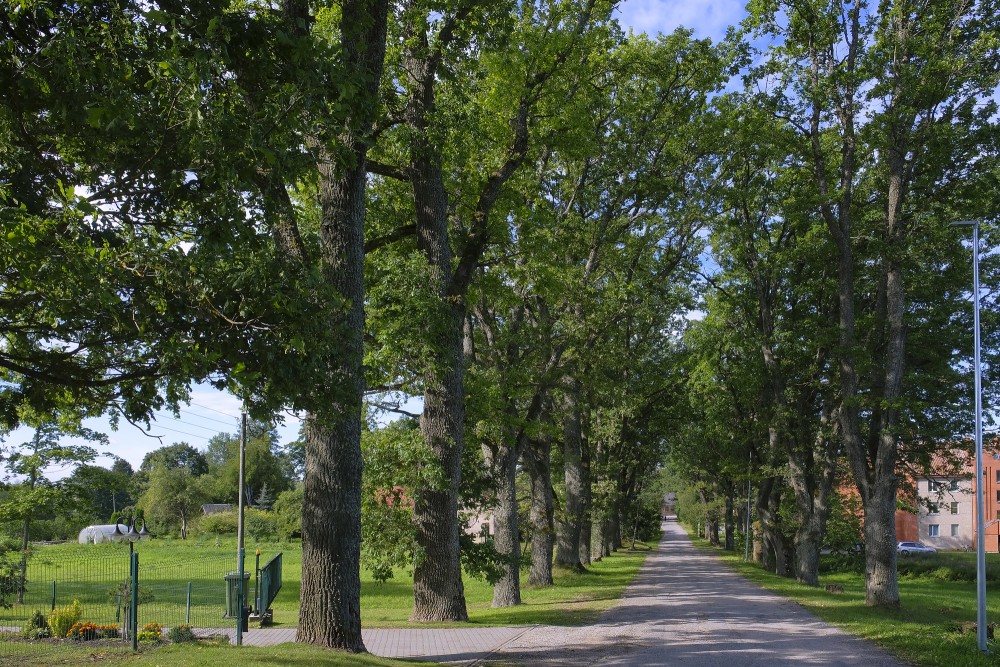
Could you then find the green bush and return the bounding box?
[199,511,238,535]
[195,508,278,540]
[20,609,50,639]
[166,623,196,643]
[273,486,303,540]
[48,599,82,638]
[245,508,277,541]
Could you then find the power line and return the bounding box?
[147,423,221,442]
[186,400,242,419]
[176,408,238,428]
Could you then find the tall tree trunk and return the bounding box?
[488,439,521,607]
[297,138,371,647]
[411,300,468,622]
[610,505,622,552]
[524,436,555,586]
[268,0,387,650]
[788,407,839,586]
[802,0,899,608]
[756,477,789,576]
[555,379,585,570]
[724,488,735,551]
[579,423,592,565]
[403,19,470,616]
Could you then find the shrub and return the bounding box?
[166,624,196,643]
[245,508,277,541]
[48,599,82,638]
[198,511,238,535]
[137,622,162,642]
[273,486,303,540]
[20,610,50,639]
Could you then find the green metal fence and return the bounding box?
[0,544,131,663]
[258,552,282,615]
[0,543,237,664]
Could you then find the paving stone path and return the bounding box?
[221,520,906,666]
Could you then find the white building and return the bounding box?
[77,524,130,544]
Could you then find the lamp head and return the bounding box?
[127,521,140,543]
[951,220,978,227]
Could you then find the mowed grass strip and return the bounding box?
[5,536,654,630]
[4,637,443,667]
[696,538,1000,667]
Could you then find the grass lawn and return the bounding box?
[0,536,654,665]
[2,536,653,629]
[696,537,1000,667]
[0,637,442,667]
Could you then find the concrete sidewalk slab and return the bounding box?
[199,625,532,664]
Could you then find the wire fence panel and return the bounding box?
[0,544,130,663]
[136,551,236,631]
[0,544,237,664]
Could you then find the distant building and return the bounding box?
[662,493,677,518]
[202,503,234,516]
[907,446,1000,551]
[916,475,973,550]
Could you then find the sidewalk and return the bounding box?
[201,625,532,664]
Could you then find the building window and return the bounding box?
[930,480,941,492]
[996,470,1000,484]
[951,502,960,515]
[996,489,1000,503]
[929,524,940,537]
[929,502,939,514]
[952,524,960,537]
[951,480,960,491]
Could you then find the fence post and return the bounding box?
[254,549,260,614]
[50,580,55,611]
[130,552,138,652]
[186,582,192,625]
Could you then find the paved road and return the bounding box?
[484,519,905,666]
[225,520,905,666]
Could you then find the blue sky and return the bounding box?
[3,1,750,474]
[616,0,746,42]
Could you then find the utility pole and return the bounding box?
[237,410,247,646]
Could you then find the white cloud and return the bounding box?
[615,0,747,42]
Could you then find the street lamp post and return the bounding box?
[951,219,987,652]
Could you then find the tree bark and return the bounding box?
[756,477,789,576]
[555,379,585,570]
[724,488,735,551]
[294,0,388,647]
[578,421,592,565]
[788,407,839,586]
[402,18,471,616]
[410,298,469,621]
[524,434,555,586]
[489,440,521,607]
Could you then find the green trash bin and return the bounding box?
[224,571,251,618]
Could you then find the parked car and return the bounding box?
[897,541,937,555]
